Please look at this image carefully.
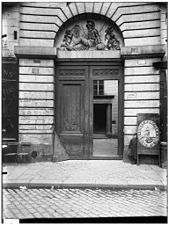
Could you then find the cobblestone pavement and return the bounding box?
[3,188,167,219]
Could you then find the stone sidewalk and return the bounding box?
[2,160,167,189]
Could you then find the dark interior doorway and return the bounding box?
[93,104,107,134]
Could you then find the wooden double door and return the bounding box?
[56,61,123,159]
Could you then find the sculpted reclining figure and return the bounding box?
[60,20,105,51]
[60,20,120,51]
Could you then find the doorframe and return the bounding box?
[89,63,124,159]
[55,59,124,159]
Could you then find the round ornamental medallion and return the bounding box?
[137,120,159,148]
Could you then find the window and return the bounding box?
[93,80,104,96]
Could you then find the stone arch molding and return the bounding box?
[54,13,124,51]
[52,2,125,50]
[51,2,126,50]
[19,2,160,48]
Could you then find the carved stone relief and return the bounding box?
[59,69,85,76]
[58,19,121,51]
[105,26,120,50]
[93,69,120,76]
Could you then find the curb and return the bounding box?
[3,183,167,190]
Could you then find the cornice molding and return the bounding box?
[121,45,165,59]
[14,46,57,59]
[14,45,166,60]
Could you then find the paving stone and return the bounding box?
[5,213,16,218]
[33,212,43,218]
[2,188,167,219]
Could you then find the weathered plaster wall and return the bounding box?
[18,58,55,159]
[2,3,20,57]
[18,2,165,157]
[123,58,160,146]
[2,2,167,159]
[160,4,167,59]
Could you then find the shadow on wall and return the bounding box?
[53,131,69,162]
[123,134,137,165]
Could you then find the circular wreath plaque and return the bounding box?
[137,120,159,148]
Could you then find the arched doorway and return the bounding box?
[54,14,124,159]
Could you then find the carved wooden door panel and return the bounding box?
[57,66,89,159]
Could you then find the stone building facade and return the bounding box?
[2,2,167,163]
